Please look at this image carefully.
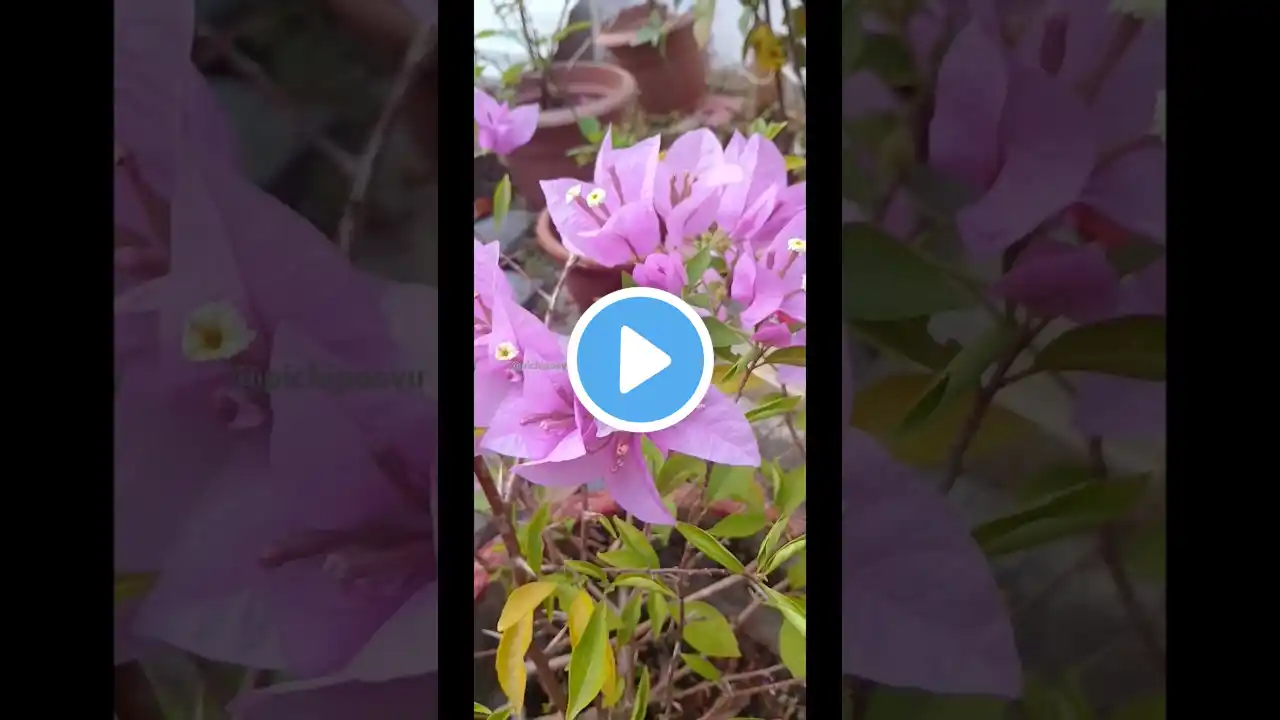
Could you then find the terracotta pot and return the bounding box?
[505,62,638,211]
[534,209,630,311]
[597,7,707,115]
[473,197,493,222]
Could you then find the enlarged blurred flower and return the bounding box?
[929,4,1165,255]
[631,252,688,297]
[540,129,663,267]
[473,88,538,155]
[840,328,1020,696]
[990,240,1118,323]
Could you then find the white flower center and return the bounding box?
[494,341,519,362]
[565,184,583,203]
[181,301,256,363]
[786,238,806,254]
[586,188,607,208]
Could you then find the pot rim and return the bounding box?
[596,9,696,49]
[512,61,639,130]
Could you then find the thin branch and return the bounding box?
[674,664,789,700]
[660,595,686,720]
[544,254,579,326]
[1091,437,1166,679]
[337,23,436,256]
[473,458,570,713]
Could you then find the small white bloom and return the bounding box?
[182,301,256,362]
[494,341,519,362]
[1109,0,1164,20]
[786,237,807,253]
[565,184,583,203]
[1152,90,1165,142]
[586,188,607,208]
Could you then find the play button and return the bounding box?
[568,286,714,433]
[619,326,671,394]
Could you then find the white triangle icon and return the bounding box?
[619,326,672,395]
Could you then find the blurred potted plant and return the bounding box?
[478,0,639,211]
[595,0,716,114]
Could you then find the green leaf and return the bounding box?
[681,653,722,681]
[597,548,654,569]
[523,503,551,573]
[707,511,768,538]
[760,585,806,637]
[473,490,492,515]
[1111,693,1165,720]
[851,373,1040,468]
[554,20,593,42]
[613,518,660,569]
[685,247,712,290]
[612,574,677,598]
[1125,518,1166,583]
[621,271,637,288]
[566,602,610,720]
[843,223,973,321]
[682,601,741,657]
[619,591,645,645]
[499,62,528,88]
[760,536,806,576]
[775,464,806,517]
[765,346,806,367]
[676,522,746,573]
[564,560,608,582]
[1031,315,1166,380]
[630,666,652,720]
[841,0,865,74]
[897,322,1014,433]
[784,155,807,172]
[576,116,603,143]
[655,452,706,496]
[641,435,664,479]
[707,465,756,503]
[756,513,791,572]
[492,175,512,232]
[702,316,743,347]
[1022,674,1095,720]
[474,702,492,716]
[648,592,670,636]
[779,618,806,678]
[745,394,802,423]
[1015,465,1096,505]
[973,475,1150,556]
[487,711,512,720]
[786,550,807,589]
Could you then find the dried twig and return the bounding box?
[544,255,579,325]
[336,23,436,256]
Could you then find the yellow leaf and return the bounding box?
[712,363,770,396]
[784,155,806,172]
[498,582,558,632]
[851,374,1039,467]
[747,24,787,72]
[496,613,534,709]
[602,646,622,706]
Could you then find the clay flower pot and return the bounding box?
[597,6,708,115]
[535,209,631,311]
[505,62,638,211]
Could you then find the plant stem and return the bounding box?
[674,663,790,699]
[940,320,1045,494]
[1089,437,1166,679]
[779,0,806,103]
[544,255,579,326]
[473,457,569,713]
[761,1,788,120]
[597,566,733,576]
[337,22,435,256]
[511,0,553,107]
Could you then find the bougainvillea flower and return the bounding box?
[491,371,760,524]
[474,238,512,349]
[135,327,437,678]
[731,210,807,330]
[473,88,538,156]
[474,254,566,427]
[631,252,688,297]
[653,128,743,248]
[717,132,788,244]
[929,7,1165,255]
[840,329,1020,696]
[990,239,1118,323]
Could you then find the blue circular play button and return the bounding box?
[567,286,715,433]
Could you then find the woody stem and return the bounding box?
[472,457,569,713]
